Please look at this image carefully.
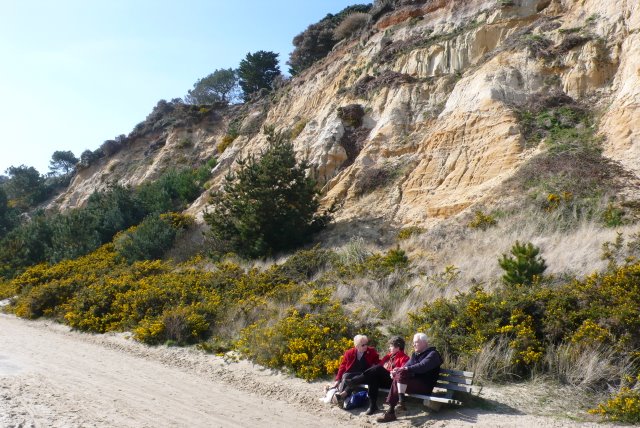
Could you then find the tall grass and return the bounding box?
[404,202,637,293]
[540,343,638,393]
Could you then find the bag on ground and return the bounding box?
[343,390,368,410]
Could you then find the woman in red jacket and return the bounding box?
[329,334,380,400]
[345,336,409,415]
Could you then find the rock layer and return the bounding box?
[53,0,640,228]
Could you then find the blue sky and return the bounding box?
[0,0,363,176]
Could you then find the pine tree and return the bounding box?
[498,241,547,286]
[49,150,78,176]
[184,68,239,105]
[237,51,280,101]
[204,130,327,258]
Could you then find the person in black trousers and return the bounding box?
[345,336,410,415]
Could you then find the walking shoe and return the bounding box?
[396,403,407,412]
[376,411,397,423]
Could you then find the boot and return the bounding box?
[396,393,406,411]
[365,403,379,415]
[376,410,397,423]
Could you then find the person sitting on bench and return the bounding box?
[328,334,380,401]
[345,335,410,415]
[377,332,442,423]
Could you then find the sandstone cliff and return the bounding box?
[52,0,640,236]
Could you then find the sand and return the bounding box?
[0,313,621,427]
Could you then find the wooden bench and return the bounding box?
[364,368,475,411]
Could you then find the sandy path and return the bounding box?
[0,313,622,427]
[0,314,344,428]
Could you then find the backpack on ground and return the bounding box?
[343,390,368,410]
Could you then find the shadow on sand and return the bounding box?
[347,394,523,426]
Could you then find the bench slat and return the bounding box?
[376,389,463,406]
[437,374,474,385]
[369,384,472,395]
[439,368,475,378]
[359,367,475,408]
[411,394,463,406]
[435,383,473,393]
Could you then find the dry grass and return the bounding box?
[402,202,640,295]
[469,337,518,383]
[323,200,640,333]
[333,13,370,41]
[334,236,374,265]
[467,338,637,392]
[335,270,408,322]
[539,343,638,393]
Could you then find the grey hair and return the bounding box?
[354,334,368,346]
[413,332,428,343]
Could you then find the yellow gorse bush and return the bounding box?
[410,260,640,381]
[589,387,640,423]
[236,288,367,380]
[4,223,639,422]
[570,319,611,346]
[496,310,543,365]
[6,243,225,343]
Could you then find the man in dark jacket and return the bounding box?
[377,333,442,423]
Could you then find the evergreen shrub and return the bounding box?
[205,131,327,258]
[498,241,547,286]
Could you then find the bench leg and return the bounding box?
[424,400,442,411]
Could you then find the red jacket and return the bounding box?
[380,350,410,372]
[335,347,380,381]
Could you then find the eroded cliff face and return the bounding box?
[54,0,640,230]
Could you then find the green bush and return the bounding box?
[0,164,207,281]
[195,157,217,184]
[205,131,327,258]
[114,213,193,263]
[337,247,409,280]
[499,241,547,286]
[397,226,424,240]
[45,210,102,263]
[276,246,337,282]
[602,203,625,227]
[0,213,53,278]
[288,118,308,140]
[137,168,202,214]
[468,210,497,230]
[217,134,237,153]
[409,258,640,381]
[287,4,372,75]
[85,184,146,242]
[135,305,212,345]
